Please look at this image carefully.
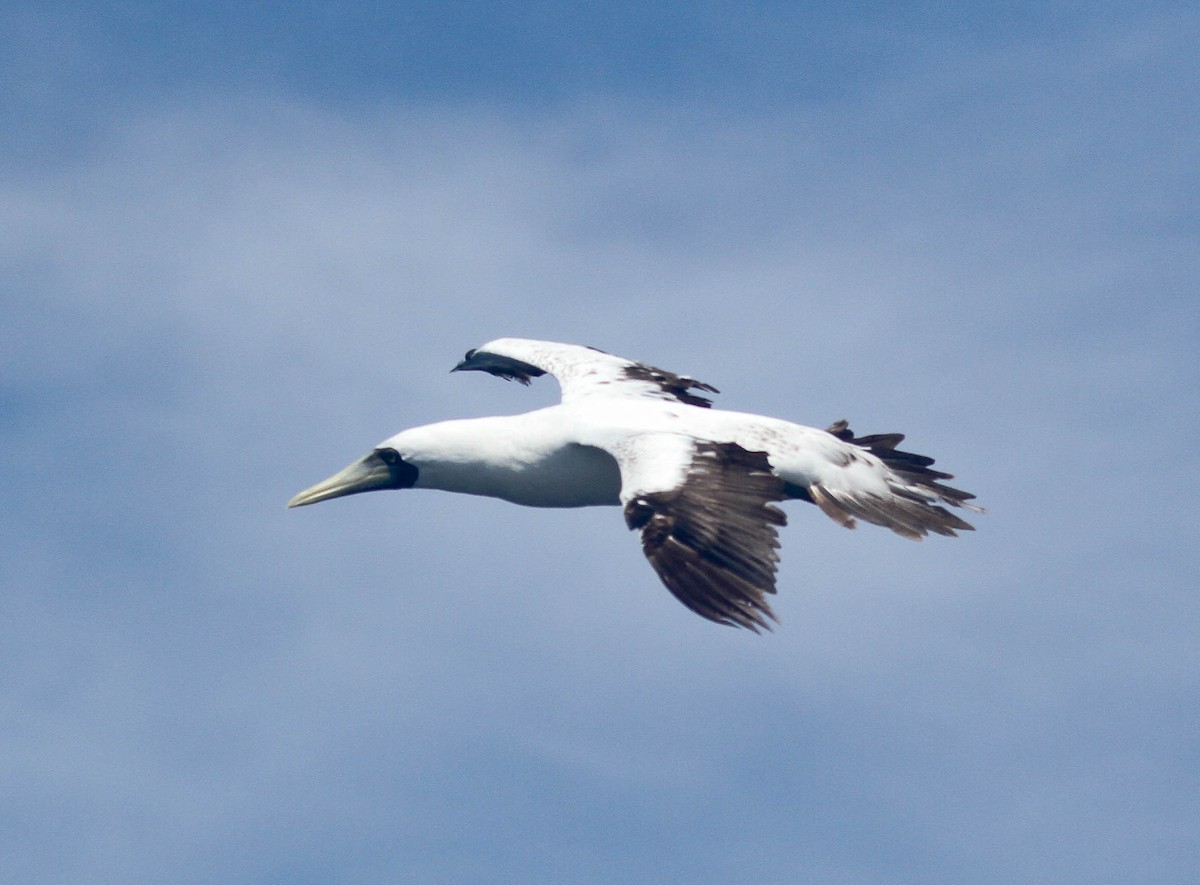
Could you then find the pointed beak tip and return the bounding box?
[286,489,317,508]
[286,483,343,509]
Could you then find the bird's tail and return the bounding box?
[811,420,983,540]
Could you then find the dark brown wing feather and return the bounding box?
[623,442,787,632]
[621,363,720,408]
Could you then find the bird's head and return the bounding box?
[287,445,418,508]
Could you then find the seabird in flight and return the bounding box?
[288,338,981,631]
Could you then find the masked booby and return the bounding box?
[289,338,981,632]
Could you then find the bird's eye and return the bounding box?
[377,448,399,465]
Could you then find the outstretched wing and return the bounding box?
[454,338,720,407]
[609,434,788,632]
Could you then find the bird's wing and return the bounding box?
[607,433,788,632]
[454,338,720,407]
[799,420,982,539]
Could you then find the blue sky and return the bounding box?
[3,3,1198,883]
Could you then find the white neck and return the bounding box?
[382,410,621,508]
